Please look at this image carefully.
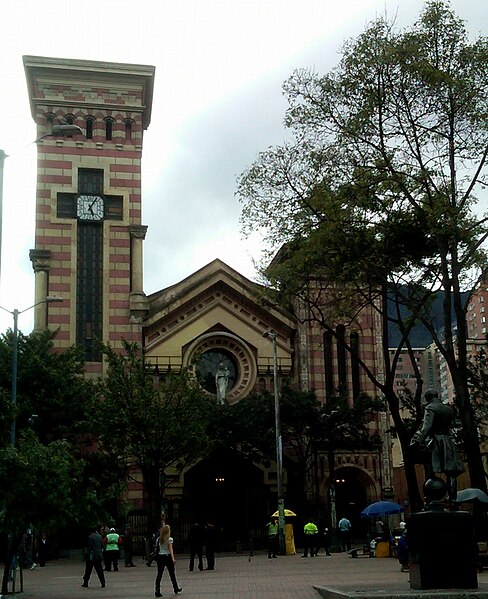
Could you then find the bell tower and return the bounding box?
[24,56,155,375]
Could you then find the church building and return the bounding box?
[24,55,393,543]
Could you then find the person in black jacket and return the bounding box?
[82,527,106,588]
[124,525,136,567]
[204,521,218,570]
[314,522,331,556]
[188,522,204,571]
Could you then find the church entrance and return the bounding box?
[181,450,271,552]
[334,466,373,540]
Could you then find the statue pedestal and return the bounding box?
[408,509,477,590]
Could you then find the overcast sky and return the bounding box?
[0,0,486,333]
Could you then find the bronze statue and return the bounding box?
[410,390,464,502]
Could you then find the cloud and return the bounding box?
[0,0,486,332]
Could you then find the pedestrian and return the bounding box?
[375,519,385,537]
[314,523,331,556]
[338,516,352,552]
[146,527,161,567]
[81,527,106,588]
[265,517,279,558]
[204,521,218,570]
[188,522,204,571]
[103,527,121,572]
[124,525,136,567]
[19,531,35,569]
[397,528,409,572]
[302,521,318,557]
[36,531,48,567]
[154,524,182,598]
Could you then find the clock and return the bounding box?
[77,195,104,221]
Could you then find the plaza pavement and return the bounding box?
[11,550,488,599]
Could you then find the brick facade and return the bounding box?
[24,55,154,373]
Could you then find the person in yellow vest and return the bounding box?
[265,517,279,558]
[302,521,318,557]
[103,527,122,572]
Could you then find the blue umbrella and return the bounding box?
[360,500,404,518]
[455,488,488,504]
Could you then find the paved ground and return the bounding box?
[7,551,488,599]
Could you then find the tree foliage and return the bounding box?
[0,329,105,593]
[0,432,84,534]
[0,330,99,523]
[209,387,383,506]
[90,341,216,531]
[0,329,93,444]
[237,1,488,503]
[468,346,488,443]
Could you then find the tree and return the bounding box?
[468,345,488,439]
[0,330,113,593]
[90,341,215,532]
[280,388,384,512]
[0,328,93,444]
[207,391,276,462]
[237,1,488,505]
[0,432,86,594]
[209,387,383,515]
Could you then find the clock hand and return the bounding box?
[88,198,98,216]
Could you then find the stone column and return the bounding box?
[129,225,147,293]
[29,249,52,331]
[129,225,149,322]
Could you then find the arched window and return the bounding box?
[336,325,347,393]
[61,115,77,137]
[350,331,361,401]
[105,119,113,141]
[323,331,334,397]
[124,120,133,142]
[86,118,94,140]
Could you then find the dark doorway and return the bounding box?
[183,450,270,551]
[334,467,368,538]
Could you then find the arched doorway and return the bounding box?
[334,466,375,539]
[183,450,270,551]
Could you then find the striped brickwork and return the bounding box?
[24,56,155,374]
[294,293,391,498]
[295,297,384,404]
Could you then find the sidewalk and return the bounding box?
[10,551,488,599]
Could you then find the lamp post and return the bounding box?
[0,149,6,286]
[0,123,82,287]
[263,329,285,554]
[320,410,339,531]
[0,296,63,447]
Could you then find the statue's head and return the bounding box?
[424,389,439,403]
[423,476,447,507]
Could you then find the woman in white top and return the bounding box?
[154,524,182,598]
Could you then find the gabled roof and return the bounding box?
[145,258,295,332]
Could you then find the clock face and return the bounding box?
[77,195,104,221]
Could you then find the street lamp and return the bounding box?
[0,123,83,286]
[263,329,285,554]
[0,295,63,447]
[322,410,338,530]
